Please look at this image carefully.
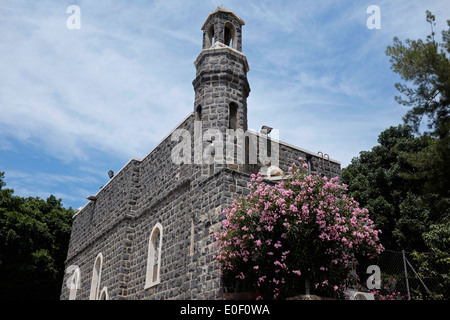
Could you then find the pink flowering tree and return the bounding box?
[214,158,384,299]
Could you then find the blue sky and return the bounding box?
[1,0,449,210]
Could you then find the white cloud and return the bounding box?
[0,0,197,163]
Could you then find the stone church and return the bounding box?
[60,7,341,300]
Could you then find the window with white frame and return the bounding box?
[145,223,163,289]
[89,252,103,300]
[68,266,80,300]
[99,286,109,300]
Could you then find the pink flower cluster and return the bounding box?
[214,158,384,299]
[356,277,408,300]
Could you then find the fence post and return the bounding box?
[402,250,411,300]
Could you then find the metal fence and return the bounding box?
[355,250,449,300]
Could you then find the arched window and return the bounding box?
[99,286,109,300]
[196,105,202,121]
[145,223,163,289]
[205,24,215,48]
[224,22,236,49]
[229,102,238,130]
[89,253,103,300]
[68,266,80,300]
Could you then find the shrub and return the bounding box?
[214,158,384,299]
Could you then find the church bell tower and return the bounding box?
[192,7,251,171]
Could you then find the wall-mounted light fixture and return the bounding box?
[260,125,273,134]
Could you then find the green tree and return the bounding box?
[0,172,74,299]
[342,125,432,251]
[343,11,449,299]
[411,221,450,299]
[385,10,449,139]
[385,11,450,215]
